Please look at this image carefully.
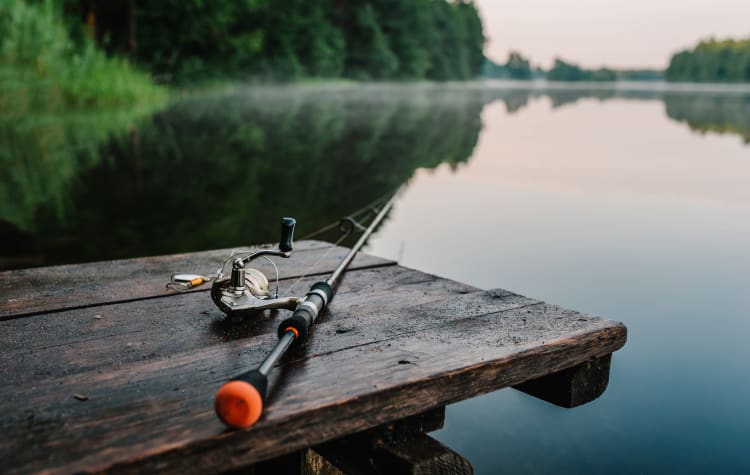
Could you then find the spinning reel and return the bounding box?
[211,217,302,321]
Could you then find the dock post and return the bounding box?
[514,354,612,408]
[302,407,472,475]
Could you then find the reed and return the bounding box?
[0,0,166,111]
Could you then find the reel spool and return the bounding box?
[244,267,271,297]
[210,218,302,321]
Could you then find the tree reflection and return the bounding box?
[2,84,749,269]
[486,86,750,143]
[1,86,484,267]
[664,93,750,143]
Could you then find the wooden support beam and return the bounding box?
[303,449,345,475]
[371,433,473,475]
[221,452,301,475]
[514,354,612,408]
[302,407,471,475]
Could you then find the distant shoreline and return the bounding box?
[477,79,750,94]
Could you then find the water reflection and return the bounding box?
[664,93,750,143]
[1,86,485,267]
[2,83,749,269]
[365,85,750,474]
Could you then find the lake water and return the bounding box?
[3,81,750,473]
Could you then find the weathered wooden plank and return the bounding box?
[0,266,483,384]
[514,354,612,408]
[0,240,394,320]
[0,287,626,475]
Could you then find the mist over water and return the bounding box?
[3,82,750,473]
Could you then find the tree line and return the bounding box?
[483,52,662,82]
[59,0,485,83]
[666,38,750,82]
[486,37,750,83]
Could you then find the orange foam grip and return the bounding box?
[214,380,264,429]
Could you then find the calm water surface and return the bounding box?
[368,85,750,473]
[3,82,750,473]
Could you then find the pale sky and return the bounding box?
[474,0,750,69]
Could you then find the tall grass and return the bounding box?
[0,0,166,111]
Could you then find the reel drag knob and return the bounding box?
[279,217,296,252]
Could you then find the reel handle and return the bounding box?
[279,217,296,253]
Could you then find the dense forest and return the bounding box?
[1,0,485,112]
[666,38,750,82]
[58,0,485,83]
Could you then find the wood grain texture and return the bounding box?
[0,266,479,385]
[0,240,394,320]
[0,260,626,475]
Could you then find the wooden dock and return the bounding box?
[0,240,627,474]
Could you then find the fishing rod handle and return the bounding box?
[214,369,268,429]
[278,282,334,343]
[279,217,296,252]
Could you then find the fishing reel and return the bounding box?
[211,217,302,321]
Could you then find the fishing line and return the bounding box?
[297,188,397,240]
[282,229,350,295]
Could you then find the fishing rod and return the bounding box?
[212,190,400,429]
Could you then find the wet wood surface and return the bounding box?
[0,241,627,475]
[0,240,393,320]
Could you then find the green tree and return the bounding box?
[546,58,615,82]
[505,51,532,79]
[343,3,399,79]
[134,0,265,82]
[547,58,589,81]
[457,1,485,77]
[252,0,345,78]
[667,37,750,83]
[370,0,432,78]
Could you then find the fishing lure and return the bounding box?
[166,273,210,290]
